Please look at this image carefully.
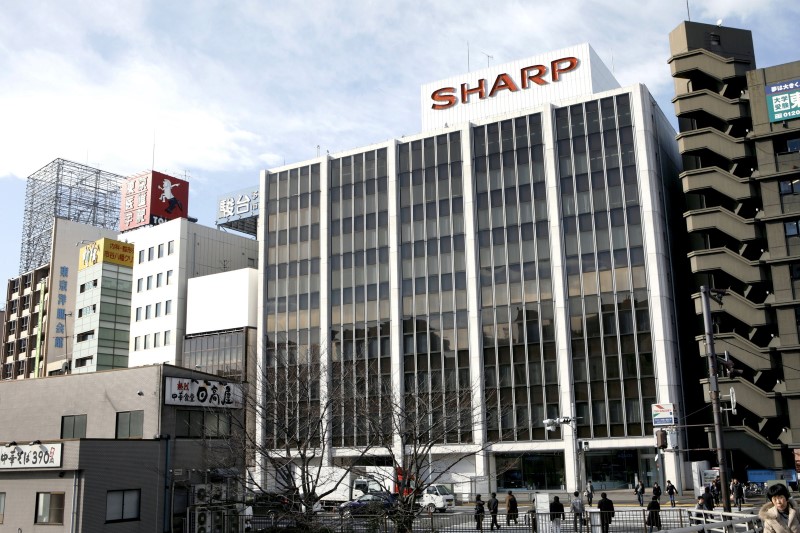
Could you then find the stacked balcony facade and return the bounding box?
[670,21,800,468]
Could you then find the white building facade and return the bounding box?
[257,45,685,494]
[123,218,259,367]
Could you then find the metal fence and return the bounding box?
[194,508,763,533]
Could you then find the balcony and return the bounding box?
[677,127,752,161]
[681,166,752,200]
[669,48,753,83]
[684,207,757,241]
[688,248,764,284]
[673,89,749,122]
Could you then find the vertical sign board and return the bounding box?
[651,403,675,426]
[766,79,800,123]
[119,171,190,231]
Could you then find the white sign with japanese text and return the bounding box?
[0,443,62,469]
[165,377,243,408]
[651,403,675,426]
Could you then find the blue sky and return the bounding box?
[0,0,797,293]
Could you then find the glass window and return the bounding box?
[61,414,87,438]
[155,302,161,317]
[146,276,153,290]
[167,270,174,285]
[138,250,145,264]
[145,305,151,319]
[0,492,4,523]
[137,278,143,292]
[35,492,65,524]
[157,244,164,258]
[135,308,142,321]
[154,332,161,348]
[148,247,154,261]
[165,330,171,346]
[165,300,172,315]
[116,410,144,439]
[156,273,163,287]
[106,489,140,522]
[168,240,175,254]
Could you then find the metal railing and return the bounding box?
[198,508,763,533]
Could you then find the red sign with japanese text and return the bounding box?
[119,170,190,231]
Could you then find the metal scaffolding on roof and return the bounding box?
[19,158,126,274]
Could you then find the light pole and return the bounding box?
[700,285,731,512]
[544,417,583,492]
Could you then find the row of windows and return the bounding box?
[134,300,173,321]
[17,489,139,525]
[79,279,98,293]
[137,240,175,263]
[135,270,173,292]
[133,330,172,350]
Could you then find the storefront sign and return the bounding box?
[165,377,243,408]
[766,79,800,123]
[0,443,62,469]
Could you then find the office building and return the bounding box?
[258,44,684,493]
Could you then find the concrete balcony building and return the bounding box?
[670,21,800,474]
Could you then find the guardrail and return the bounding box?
[199,507,763,533]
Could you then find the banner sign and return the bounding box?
[0,443,62,469]
[766,79,800,123]
[651,403,675,426]
[165,377,243,408]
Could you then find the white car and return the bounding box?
[417,485,455,513]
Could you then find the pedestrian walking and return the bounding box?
[549,496,565,533]
[702,486,715,511]
[635,480,646,506]
[570,491,585,533]
[646,496,662,533]
[475,495,486,531]
[586,481,594,506]
[759,483,800,533]
[694,496,706,520]
[665,480,677,508]
[652,482,662,503]
[506,491,519,525]
[597,492,615,533]
[731,479,745,512]
[488,492,501,530]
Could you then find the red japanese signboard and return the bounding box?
[119,170,190,231]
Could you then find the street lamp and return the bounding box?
[544,417,584,492]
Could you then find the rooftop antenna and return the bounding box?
[686,0,691,21]
[481,51,493,68]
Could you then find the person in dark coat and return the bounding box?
[475,495,486,531]
[652,482,662,503]
[646,495,662,533]
[665,481,677,508]
[731,479,745,512]
[549,496,565,533]
[597,492,615,533]
[586,481,594,506]
[488,492,501,530]
[506,491,519,525]
[702,487,715,511]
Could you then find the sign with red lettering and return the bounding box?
[420,43,619,130]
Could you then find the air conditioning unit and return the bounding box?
[193,484,210,505]
[209,483,227,503]
[195,507,211,533]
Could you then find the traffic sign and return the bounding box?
[651,403,675,426]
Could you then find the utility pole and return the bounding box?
[700,285,731,512]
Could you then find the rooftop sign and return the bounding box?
[78,238,135,270]
[420,43,619,130]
